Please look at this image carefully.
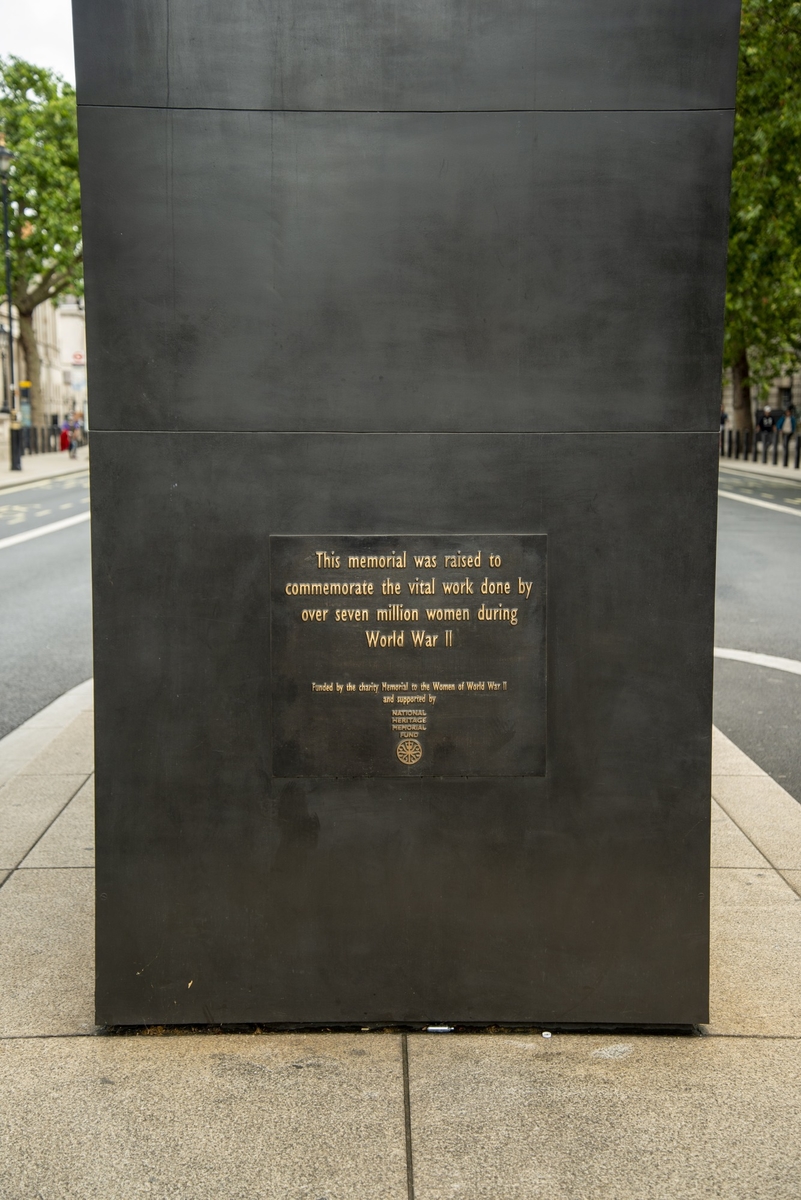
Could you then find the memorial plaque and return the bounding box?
[271,535,546,777]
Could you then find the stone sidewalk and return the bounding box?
[718,455,801,484]
[0,445,89,491]
[1,684,800,1198]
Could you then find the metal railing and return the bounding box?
[719,427,801,470]
[20,426,88,455]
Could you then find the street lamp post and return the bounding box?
[0,135,15,417]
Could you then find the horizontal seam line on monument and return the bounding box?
[85,430,720,437]
[77,104,734,115]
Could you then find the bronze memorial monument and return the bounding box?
[74,0,741,1026]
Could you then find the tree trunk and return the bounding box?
[17,311,46,427]
[731,348,754,434]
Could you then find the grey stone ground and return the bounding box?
[1,684,800,1198]
[0,445,89,491]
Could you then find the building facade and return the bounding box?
[1,296,88,424]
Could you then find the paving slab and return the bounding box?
[0,868,95,1037]
[718,458,801,483]
[0,679,92,789]
[407,1033,801,1200]
[711,725,767,776]
[0,1033,407,1200]
[711,865,799,908]
[0,774,89,870]
[20,709,94,778]
[712,773,801,871]
[0,450,88,491]
[22,678,94,729]
[707,867,801,1037]
[0,729,52,790]
[781,870,801,899]
[710,804,771,869]
[20,776,95,868]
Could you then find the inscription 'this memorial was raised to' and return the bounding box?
[271,535,546,777]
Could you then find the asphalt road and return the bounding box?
[1,460,800,808]
[0,472,93,739]
[715,462,801,802]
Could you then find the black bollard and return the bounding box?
[744,430,751,459]
[10,425,22,471]
[783,436,790,468]
[727,429,733,457]
[735,429,741,458]
[772,429,779,465]
[795,436,801,470]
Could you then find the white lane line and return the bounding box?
[715,647,801,677]
[718,490,801,517]
[0,511,90,551]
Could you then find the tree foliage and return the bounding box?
[0,57,82,423]
[725,0,801,427]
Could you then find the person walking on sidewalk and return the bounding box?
[781,407,796,446]
[757,404,774,450]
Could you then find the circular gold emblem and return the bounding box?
[396,738,423,765]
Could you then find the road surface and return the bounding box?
[715,461,801,802]
[0,472,92,739]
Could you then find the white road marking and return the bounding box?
[0,511,90,551]
[718,490,801,517]
[715,647,801,677]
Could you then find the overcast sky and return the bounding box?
[1,0,76,85]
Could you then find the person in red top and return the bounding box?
[60,421,71,452]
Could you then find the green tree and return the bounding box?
[725,0,801,432]
[0,57,82,426]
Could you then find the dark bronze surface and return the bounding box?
[90,431,716,1026]
[270,535,547,777]
[78,107,733,434]
[74,0,739,1025]
[73,0,740,112]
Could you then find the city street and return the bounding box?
[0,472,92,739]
[715,462,801,802]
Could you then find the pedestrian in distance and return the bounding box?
[757,403,774,449]
[59,420,71,452]
[781,407,796,445]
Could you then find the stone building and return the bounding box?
[0,296,88,423]
[721,370,800,424]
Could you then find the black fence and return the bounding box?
[719,427,801,470]
[20,426,88,455]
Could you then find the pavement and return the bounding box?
[1,684,800,1197]
[718,453,801,483]
[0,444,89,491]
